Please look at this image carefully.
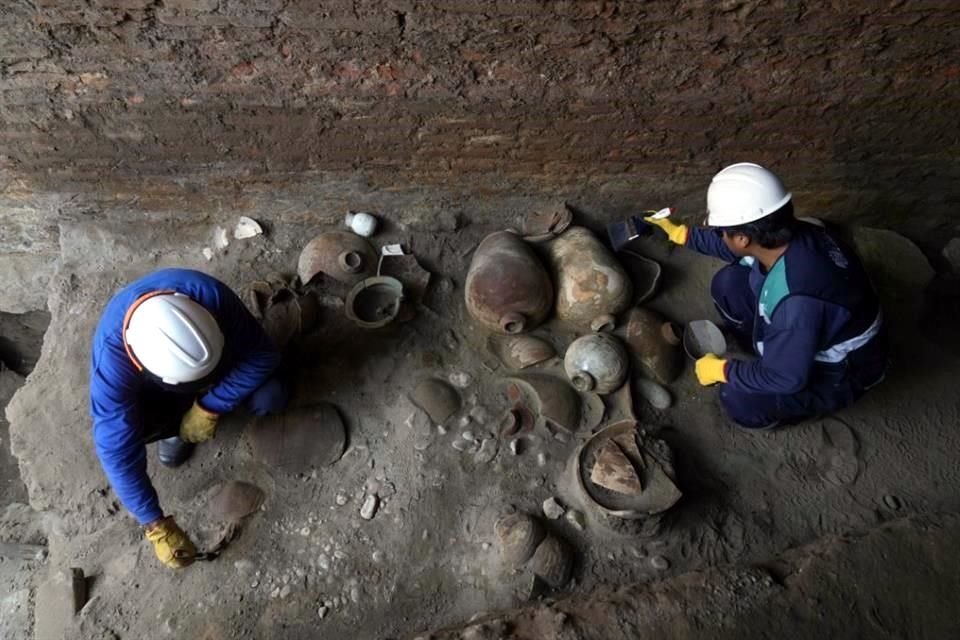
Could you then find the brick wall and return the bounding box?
[1,0,959,244]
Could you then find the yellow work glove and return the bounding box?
[144,516,197,569]
[644,215,689,245]
[695,353,728,386]
[179,401,219,443]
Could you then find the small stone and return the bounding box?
[372,550,385,563]
[279,585,291,599]
[318,605,328,620]
[335,494,348,506]
[481,542,490,551]
[449,371,472,388]
[452,438,479,453]
[474,438,499,464]
[213,226,229,250]
[542,497,564,520]
[883,494,902,510]
[469,405,490,423]
[437,424,448,435]
[553,430,570,443]
[360,494,379,520]
[536,452,547,467]
[250,580,259,588]
[234,559,255,572]
[510,438,523,455]
[462,430,476,442]
[202,247,214,261]
[300,526,311,536]
[350,586,360,603]
[270,587,281,598]
[650,555,670,571]
[564,509,586,531]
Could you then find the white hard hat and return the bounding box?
[706,163,792,227]
[124,293,224,385]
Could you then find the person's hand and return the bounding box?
[144,516,197,569]
[644,215,689,245]
[695,353,728,386]
[179,401,218,443]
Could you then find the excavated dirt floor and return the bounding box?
[2,209,960,639]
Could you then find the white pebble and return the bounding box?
[360,494,379,520]
[650,555,670,571]
[318,605,329,620]
[542,497,565,520]
[449,371,472,388]
[335,494,348,506]
[279,585,291,599]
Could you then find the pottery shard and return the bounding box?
[208,481,265,521]
[247,403,347,472]
[531,535,573,588]
[613,431,682,514]
[505,374,581,433]
[488,334,556,370]
[495,512,546,566]
[411,378,461,424]
[590,440,643,496]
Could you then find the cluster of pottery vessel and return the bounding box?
[465,216,683,400]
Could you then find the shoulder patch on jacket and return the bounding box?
[758,258,789,324]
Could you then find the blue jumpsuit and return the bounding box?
[686,222,887,429]
[90,269,286,525]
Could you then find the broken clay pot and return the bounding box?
[487,334,556,370]
[494,512,546,567]
[208,481,265,521]
[622,308,683,384]
[521,207,573,243]
[505,373,581,433]
[297,231,377,287]
[411,378,461,424]
[465,231,554,334]
[345,276,404,329]
[563,333,630,395]
[618,250,662,304]
[547,226,633,329]
[531,535,573,589]
[574,420,682,519]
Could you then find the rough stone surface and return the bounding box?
[0,1,958,251]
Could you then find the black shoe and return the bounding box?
[158,436,194,468]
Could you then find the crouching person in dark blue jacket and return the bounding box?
[646,163,888,430]
[90,268,286,568]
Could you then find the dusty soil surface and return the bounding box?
[423,512,960,640]
[2,209,960,639]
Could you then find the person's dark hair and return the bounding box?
[721,201,796,249]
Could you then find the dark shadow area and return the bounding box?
[1,309,51,507]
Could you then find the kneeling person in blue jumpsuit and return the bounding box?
[646,163,887,429]
[90,268,287,568]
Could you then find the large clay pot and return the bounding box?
[548,227,633,329]
[564,333,629,395]
[465,231,554,334]
[622,308,683,384]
